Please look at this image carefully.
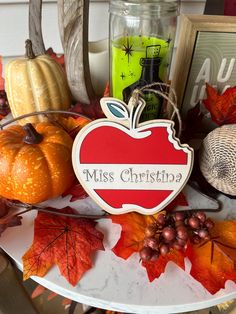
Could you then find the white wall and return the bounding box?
[0,0,207,97]
[0,0,110,60]
[0,0,206,60]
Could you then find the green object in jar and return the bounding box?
[111,36,171,121]
[111,35,170,107]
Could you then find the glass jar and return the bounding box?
[109,0,179,121]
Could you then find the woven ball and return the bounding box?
[199,124,236,196]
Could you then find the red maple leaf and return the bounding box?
[142,249,185,282]
[186,220,236,294]
[0,90,10,120]
[62,180,88,202]
[182,103,204,142]
[46,48,65,68]
[31,284,46,299]
[203,84,236,125]
[71,98,105,120]
[69,82,109,120]
[31,284,72,308]
[22,207,104,286]
[0,198,22,236]
[0,56,4,90]
[103,83,110,97]
[164,192,188,212]
[0,198,9,218]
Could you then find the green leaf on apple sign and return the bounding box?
[107,102,129,120]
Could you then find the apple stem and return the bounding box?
[129,106,135,130]
[129,100,145,130]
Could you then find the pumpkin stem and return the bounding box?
[25,39,36,59]
[23,123,43,144]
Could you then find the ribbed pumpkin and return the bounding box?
[0,122,75,204]
[5,40,71,125]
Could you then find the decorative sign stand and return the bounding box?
[29,0,95,104]
[72,95,194,215]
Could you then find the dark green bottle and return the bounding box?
[122,46,163,122]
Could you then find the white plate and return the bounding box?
[1,193,236,314]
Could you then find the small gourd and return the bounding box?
[5,40,71,125]
[0,122,75,204]
[199,124,236,196]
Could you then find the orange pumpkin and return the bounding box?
[0,122,75,204]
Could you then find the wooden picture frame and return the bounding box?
[171,14,236,118]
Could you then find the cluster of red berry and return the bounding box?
[139,211,215,262]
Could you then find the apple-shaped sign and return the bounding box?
[72,97,194,215]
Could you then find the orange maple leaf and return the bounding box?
[203,84,236,125]
[186,220,236,294]
[56,116,90,138]
[22,207,104,286]
[111,212,156,259]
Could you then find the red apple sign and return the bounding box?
[72,97,194,215]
